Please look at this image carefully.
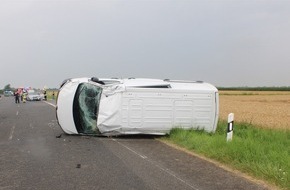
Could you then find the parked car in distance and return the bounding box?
[4,90,14,97]
[26,91,43,101]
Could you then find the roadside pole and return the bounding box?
[227,113,234,142]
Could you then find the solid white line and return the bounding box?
[44,101,56,108]
[145,159,199,190]
[112,138,199,190]
[9,125,15,140]
[112,139,147,159]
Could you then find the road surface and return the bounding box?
[0,96,269,190]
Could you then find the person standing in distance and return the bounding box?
[14,90,20,104]
[44,90,47,100]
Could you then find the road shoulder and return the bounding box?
[159,139,278,190]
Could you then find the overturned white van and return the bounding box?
[56,77,219,136]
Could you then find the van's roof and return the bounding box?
[101,78,218,92]
[67,77,218,92]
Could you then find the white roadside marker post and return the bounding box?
[227,113,234,142]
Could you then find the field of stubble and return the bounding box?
[219,91,290,130]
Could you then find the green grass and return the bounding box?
[163,121,290,189]
[46,90,58,100]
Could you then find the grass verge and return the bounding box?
[163,121,290,189]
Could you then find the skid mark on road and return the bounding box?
[48,121,57,129]
[112,138,199,190]
[9,126,15,140]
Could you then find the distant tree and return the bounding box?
[4,84,12,91]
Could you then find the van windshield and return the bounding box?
[73,83,102,134]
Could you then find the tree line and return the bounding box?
[0,84,58,94]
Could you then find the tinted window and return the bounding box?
[73,83,102,134]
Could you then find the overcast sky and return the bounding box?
[1,0,290,89]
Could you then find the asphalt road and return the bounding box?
[0,96,269,190]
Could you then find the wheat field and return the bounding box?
[219,91,290,130]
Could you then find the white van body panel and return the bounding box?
[56,78,88,134]
[98,88,218,135]
[56,78,219,136]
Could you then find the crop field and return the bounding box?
[219,91,290,130]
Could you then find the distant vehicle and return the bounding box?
[4,90,13,97]
[26,90,43,101]
[56,77,219,136]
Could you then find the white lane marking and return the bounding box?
[9,125,15,140]
[112,139,147,159]
[44,101,56,108]
[16,111,19,116]
[112,138,199,190]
